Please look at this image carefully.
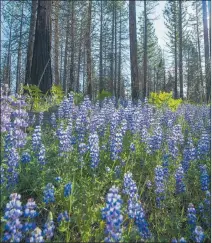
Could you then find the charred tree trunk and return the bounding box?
[25,0,37,86]
[31,0,52,93]
[129,0,139,101]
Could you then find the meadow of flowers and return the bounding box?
[0,86,211,243]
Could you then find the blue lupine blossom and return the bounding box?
[38,144,46,166]
[30,227,44,243]
[171,238,178,243]
[179,237,187,243]
[43,183,55,204]
[56,124,71,156]
[55,176,62,183]
[123,172,151,239]
[64,183,72,197]
[102,186,123,242]
[21,152,31,163]
[3,193,23,242]
[199,164,209,191]
[32,126,42,152]
[130,143,135,152]
[50,113,57,128]
[23,198,37,233]
[57,211,70,223]
[89,131,99,168]
[43,218,55,240]
[175,165,186,194]
[194,226,205,243]
[197,130,210,158]
[187,203,197,231]
[154,165,165,207]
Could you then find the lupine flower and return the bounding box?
[197,130,210,158]
[38,144,46,167]
[130,143,135,152]
[110,128,123,161]
[32,126,42,152]
[64,183,72,197]
[43,218,55,240]
[23,198,37,233]
[123,172,151,239]
[50,113,57,128]
[175,165,186,194]
[187,203,196,231]
[21,152,31,163]
[3,193,23,242]
[179,237,186,243]
[78,143,88,155]
[6,147,20,188]
[194,226,205,243]
[154,165,165,207]
[30,227,44,243]
[56,124,70,156]
[89,131,99,168]
[57,211,70,223]
[102,186,123,242]
[55,177,62,183]
[171,238,178,243]
[199,164,209,191]
[43,183,55,204]
[1,165,5,185]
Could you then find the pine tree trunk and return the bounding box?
[114,4,117,98]
[174,2,178,99]
[31,0,52,93]
[129,0,139,101]
[179,1,183,99]
[25,0,37,86]
[76,19,83,93]
[99,0,103,93]
[187,47,190,100]
[86,0,92,99]
[202,0,211,102]
[63,3,70,95]
[70,0,75,92]
[195,2,204,101]
[6,16,13,90]
[143,0,147,99]
[16,3,24,93]
[117,7,122,99]
[0,0,1,85]
[208,0,211,57]
[54,0,60,85]
[110,2,114,95]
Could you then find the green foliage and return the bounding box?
[72,92,84,105]
[96,90,112,101]
[23,84,64,112]
[149,91,182,111]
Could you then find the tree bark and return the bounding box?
[195,1,204,101]
[16,3,24,93]
[117,6,122,99]
[0,0,1,85]
[70,0,75,92]
[31,0,52,93]
[143,0,147,99]
[114,4,117,98]
[110,2,114,95]
[6,15,13,90]
[129,0,139,100]
[25,0,37,86]
[202,0,211,102]
[174,2,178,99]
[63,3,70,95]
[99,0,103,93]
[86,0,92,99]
[76,19,83,93]
[208,0,211,57]
[54,0,60,85]
[179,1,183,99]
